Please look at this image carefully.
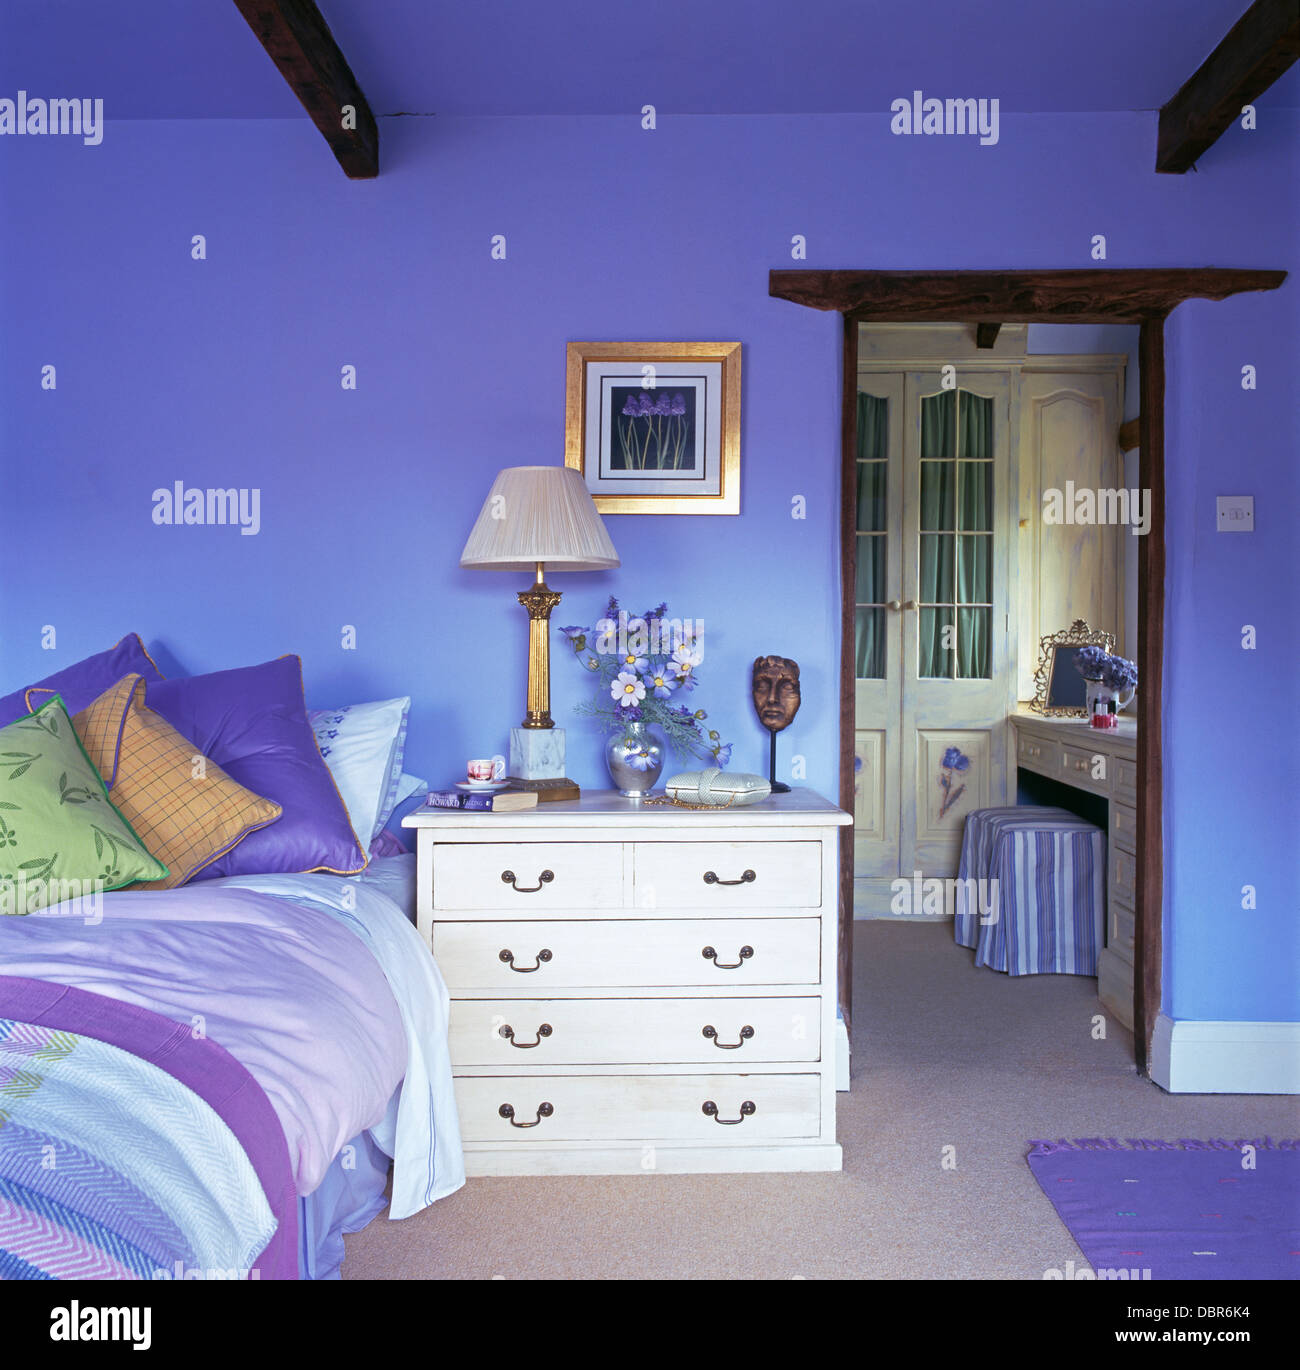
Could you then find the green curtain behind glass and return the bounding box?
[855,393,887,678]
[919,391,992,677]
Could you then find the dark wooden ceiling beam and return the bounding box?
[769,268,1288,322]
[1157,0,1300,173]
[233,0,378,178]
[975,322,1002,348]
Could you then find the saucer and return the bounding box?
[456,779,509,792]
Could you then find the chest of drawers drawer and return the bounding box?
[432,842,623,912]
[1111,801,1138,854]
[434,917,822,991]
[633,840,821,910]
[1016,732,1059,775]
[1110,843,1137,905]
[457,1072,822,1143]
[450,996,821,1065]
[1059,742,1107,794]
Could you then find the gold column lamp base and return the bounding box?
[518,562,562,729]
[507,562,580,801]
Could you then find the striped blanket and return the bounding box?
[0,976,296,1280]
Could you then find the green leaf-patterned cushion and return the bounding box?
[0,694,167,913]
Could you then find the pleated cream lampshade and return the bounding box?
[460,466,619,572]
[461,467,619,758]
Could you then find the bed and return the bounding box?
[0,637,464,1280]
[0,855,464,1279]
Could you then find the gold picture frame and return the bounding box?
[564,341,741,514]
[1029,619,1116,717]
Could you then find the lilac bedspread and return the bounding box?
[0,975,297,1279]
[0,879,408,1199]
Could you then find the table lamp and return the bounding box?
[460,465,620,800]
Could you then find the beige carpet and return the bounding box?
[341,920,1298,1279]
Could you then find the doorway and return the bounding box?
[768,267,1287,1075]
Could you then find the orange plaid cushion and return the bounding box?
[73,674,282,889]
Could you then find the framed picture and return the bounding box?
[564,341,741,514]
[1029,619,1116,717]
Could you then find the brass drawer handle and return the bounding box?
[502,869,554,893]
[500,1022,552,1048]
[499,1102,553,1128]
[702,1025,754,1049]
[702,945,753,970]
[703,869,756,886]
[499,948,553,972]
[702,1100,756,1125]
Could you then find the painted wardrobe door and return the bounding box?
[900,371,1014,882]
[853,373,904,884]
[1017,369,1125,701]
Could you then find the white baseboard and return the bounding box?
[1150,1013,1300,1094]
[835,1014,850,1092]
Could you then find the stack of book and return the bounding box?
[423,789,539,813]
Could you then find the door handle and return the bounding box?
[886,600,918,611]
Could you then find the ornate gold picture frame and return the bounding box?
[564,341,741,515]
[1029,619,1116,717]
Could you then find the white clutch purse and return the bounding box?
[663,768,772,806]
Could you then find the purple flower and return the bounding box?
[626,747,657,772]
[712,743,732,766]
[644,663,677,699]
[637,393,655,416]
[621,395,639,417]
[652,393,671,416]
[1074,645,1110,681]
[670,393,686,416]
[1101,655,1138,692]
[941,746,969,771]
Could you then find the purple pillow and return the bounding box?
[146,656,367,880]
[0,634,164,728]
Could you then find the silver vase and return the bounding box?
[605,720,665,797]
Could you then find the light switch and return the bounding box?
[1216,495,1254,532]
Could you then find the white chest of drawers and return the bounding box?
[404,788,850,1176]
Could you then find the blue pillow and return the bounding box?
[146,656,368,880]
[0,634,163,729]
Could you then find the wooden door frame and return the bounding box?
[770,269,1286,1074]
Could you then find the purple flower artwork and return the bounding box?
[938,746,970,819]
[611,386,696,471]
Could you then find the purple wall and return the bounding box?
[1,108,1295,1022]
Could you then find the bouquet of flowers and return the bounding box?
[561,597,732,764]
[1073,645,1138,693]
[1073,645,1111,681]
[1100,655,1139,693]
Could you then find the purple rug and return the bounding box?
[1028,1138,1300,1280]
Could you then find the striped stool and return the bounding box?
[955,807,1106,976]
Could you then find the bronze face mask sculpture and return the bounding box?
[752,655,800,792]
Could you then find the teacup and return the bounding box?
[467,757,505,783]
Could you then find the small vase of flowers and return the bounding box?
[1074,645,1138,724]
[561,598,732,796]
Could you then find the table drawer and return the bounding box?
[451,996,821,1066]
[433,917,822,990]
[1114,755,1138,803]
[1110,844,1137,905]
[456,1072,822,1142]
[433,842,623,912]
[1109,896,1135,962]
[1016,731,1058,774]
[633,841,821,910]
[1111,801,1138,855]
[1059,742,1106,794]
